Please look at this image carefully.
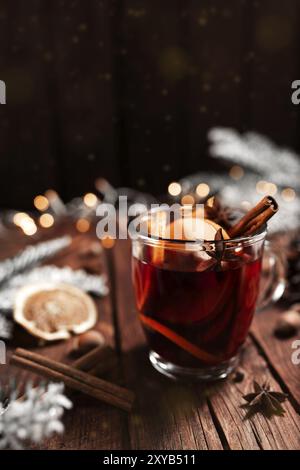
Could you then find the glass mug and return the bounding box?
[129,208,285,381]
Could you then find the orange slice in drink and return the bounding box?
[149,215,229,266]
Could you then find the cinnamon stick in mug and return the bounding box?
[228,196,278,238]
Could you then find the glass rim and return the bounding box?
[128,206,268,249]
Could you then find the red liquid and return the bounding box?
[132,248,262,368]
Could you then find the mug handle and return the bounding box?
[256,241,286,311]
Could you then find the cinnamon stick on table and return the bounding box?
[228,196,278,238]
[72,345,117,375]
[11,348,134,412]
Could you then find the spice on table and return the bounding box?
[232,370,245,383]
[273,308,300,339]
[242,381,288,419]
[72,344,118,375]
[71,330,105,356]
[11,348,134,412]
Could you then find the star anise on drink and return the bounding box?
[204,196,235,230]
[241,381,288,419]
[205,228,225,270]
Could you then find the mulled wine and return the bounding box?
[130,197,279,380]
[133,247,262,369]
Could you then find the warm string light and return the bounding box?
[196,183,210,198]
[34,195,49,212]
[168,182,182,197]
[39,213,54,228]
[83,192,98,208]
[13,213,29,227]
[13,213,37,236]
[181,194,195,206]
[76,218,90,233]
[101,236,116,249]
[256,180,277,196]
[281,187,296,202]
[229,165,244,181]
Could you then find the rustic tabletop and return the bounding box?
[1,223,300,451]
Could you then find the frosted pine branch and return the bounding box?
[0,382,72,450]
[0,236,71,285]
[0,265,109,311]
[0,315,13,339]
[208,128,300,188]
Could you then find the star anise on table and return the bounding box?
[241,381,288,419]
[204,196,236,230]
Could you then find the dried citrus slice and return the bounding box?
[167,217,229,241]
[150,216,229,265]
[14,283,97,341]
[205,219,230,240]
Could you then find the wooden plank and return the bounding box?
[48,0,117,199]
[251,307,300,408]
[114,239,300,450]
[113,239,223,450]
[185,0,246,174]
[0,0,58,209]
[2,229,300,449]
[249,0,299,147]
[118,0,183,193]
[205,338,300,450]
[1,227,129,450]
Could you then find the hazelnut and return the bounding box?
[232,370,244,383]
[274,320,297,339]
[71,330,105,356]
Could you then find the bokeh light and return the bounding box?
[76,218,91,233]
[101,236,116,249]
[20,217,37,236]
[168,182,182,197]
[34,195,49,212]
[39,213,54,228]
[281,187,296,202]
[181,194,195,206]
[159,47,189,82]
[256,16,293,52]
[84,192,98,208]
[229,165,244,181]
[13,212,29,227]
[196,183,210,198]
[256,180,277,196]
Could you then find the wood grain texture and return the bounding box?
[1,228,300,450]
[114,238,300,451]
[2,226,129,450]
[113,239,223,450]
[252,307,300,408]
[205,339,300,450]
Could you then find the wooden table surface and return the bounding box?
[1,223,300,450]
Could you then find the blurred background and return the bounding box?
[0,0,299,209]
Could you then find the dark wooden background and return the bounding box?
[0,0,299,209]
